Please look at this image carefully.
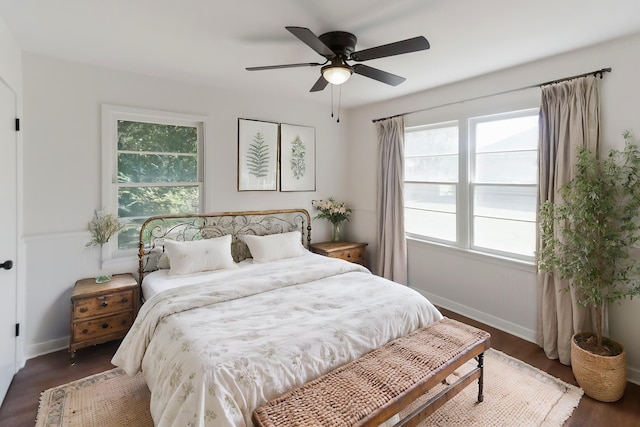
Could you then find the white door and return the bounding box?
[0,78,17,405]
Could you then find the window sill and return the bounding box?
[406,236,537,273]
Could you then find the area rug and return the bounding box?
[36,349,582,427]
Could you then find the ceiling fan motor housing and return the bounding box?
[319,31,358,59]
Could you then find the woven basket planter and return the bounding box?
[571,332,626,402]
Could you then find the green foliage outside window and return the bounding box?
[116,120,201,250]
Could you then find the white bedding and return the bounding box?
[112,252,443,427]
[141,259,254,300]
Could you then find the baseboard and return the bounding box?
[417,290,640,386]
[26,336,69,360]
[627,366,640,386]
[417,290,538,344]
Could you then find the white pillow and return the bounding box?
[164,235,236,276]
[240,231,306,263]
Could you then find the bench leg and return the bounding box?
[476,352,484,403]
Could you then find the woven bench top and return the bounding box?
[253,317,491,427]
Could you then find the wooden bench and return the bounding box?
[252,318,491,427]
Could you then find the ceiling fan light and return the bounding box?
[322,64,352,85]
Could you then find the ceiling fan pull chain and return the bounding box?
[331,84,334,118]
[337,85,342,123]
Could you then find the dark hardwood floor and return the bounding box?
[1,308,638,426]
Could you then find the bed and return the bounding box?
[111,209,443,427]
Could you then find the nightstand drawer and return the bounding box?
[331,248,365,264]
[309,242,368,266]
[73,311,133,341]
[73,290,134,319]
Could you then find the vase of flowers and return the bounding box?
[86,210,123,283]
[312,198,352,242]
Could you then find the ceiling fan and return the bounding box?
[246,26,430,92]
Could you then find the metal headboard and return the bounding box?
[137,208,312,283]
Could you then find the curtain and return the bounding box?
[537,75,601,365]
[375,116,407,284]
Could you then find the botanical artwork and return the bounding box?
[238,119,278,191]
[289,134,306,179]
[246,131,270,179]
[280,124,315,192]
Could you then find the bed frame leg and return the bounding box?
[476,352,484,403]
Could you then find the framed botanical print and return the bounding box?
[280,123,316,192]
[237,118,278,191]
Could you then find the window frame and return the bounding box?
[101,104,206,261]
[404,107,539,262]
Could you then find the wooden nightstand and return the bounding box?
[69,273,139,360]
[309,241,368,266]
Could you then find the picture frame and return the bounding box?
[279,123,316,192]
[237,118,278,191]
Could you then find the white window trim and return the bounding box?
[101,104,207,264]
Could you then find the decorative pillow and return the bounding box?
[157,252,170,269]
[143,246,162,272]
[240,231,306,263]
[231,239,252,263]
[164,235,236,276]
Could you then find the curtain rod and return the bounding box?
[371,67,612,123]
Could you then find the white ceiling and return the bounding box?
[2,0,640,108]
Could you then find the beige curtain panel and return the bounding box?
[537,75,601,365]
[375,116,408,284]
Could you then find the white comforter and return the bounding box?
[112,252,442,427]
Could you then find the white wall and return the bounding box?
[0,19,21,90]
[21,53,350,357]
[347,32,640,384]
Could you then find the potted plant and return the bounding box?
[538,130,640,402]
[86,210,123,283]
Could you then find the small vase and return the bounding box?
[331,223,342,242]
[95,275,112,284]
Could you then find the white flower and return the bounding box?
[312,197,352,225]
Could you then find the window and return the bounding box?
[405,108,538,260]
[102,105,205,256]
[405,122,459,242]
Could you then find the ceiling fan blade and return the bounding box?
[350,36,430,62]
[286,26,336,59]
[246,62,324,71]
[352,64,406,86]
[310,75,329,92]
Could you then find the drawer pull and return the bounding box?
[121,298,128,303]
[102,323,109,329]
[121,320,127,325]
[82,329,88,334]
[101,301,108,307]
[347,253,351,258]
[79,307,88,313]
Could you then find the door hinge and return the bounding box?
[15,323,19,337]
[15,118,20,131]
